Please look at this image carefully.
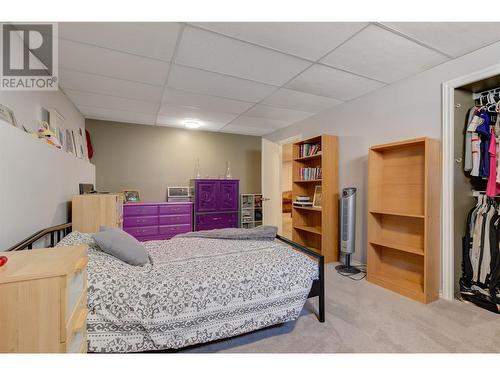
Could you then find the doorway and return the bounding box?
[261,135,301,238]
[281,142,293,239]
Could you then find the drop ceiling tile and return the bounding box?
[79,105,157,125]
[59,22,181,61]
[286,64,385,101]
[229,115,289,130]
[157,104,238,131]
[320,25,448,83]
[59,69,164,102]
[167,65,276,102]
[262,88,343,113]
[59,39,170,85]
[192,22,367,60]
[382,22,500,58]
[64,89,159,114]
[162,88,254,115]
[176,26,311,85]
[244,104,313,123]
[220,124,270,136]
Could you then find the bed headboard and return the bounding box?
[6,223,72,251]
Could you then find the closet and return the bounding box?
[455,76,500,313]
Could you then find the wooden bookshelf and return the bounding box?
[292,134,338,263]
[367,137,440,304]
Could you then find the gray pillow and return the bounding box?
[93,228,149,266]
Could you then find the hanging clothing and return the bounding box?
[495,113,500,185]
[486,128,500,197]
[464,107,476,172]
[461,196,500,310]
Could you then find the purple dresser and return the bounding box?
[123,202,193,241]
[191,179,239,231]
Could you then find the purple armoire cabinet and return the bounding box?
[191,179,239,231]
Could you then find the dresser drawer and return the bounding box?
[159,224,192,237]
[124,226,158,237]
[124,204,158,216]
[159,204,192,215]
[159,214,191,225]
[196,213,238,229]
[123,215,158,227]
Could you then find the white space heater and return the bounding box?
[335,187,361,275]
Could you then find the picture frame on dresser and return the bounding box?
[123,189,141,202]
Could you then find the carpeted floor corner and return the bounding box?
[186,264,500,353]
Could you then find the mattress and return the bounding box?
[57,231,318,352]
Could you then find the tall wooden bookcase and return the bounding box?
[367,137,440,303]
[292,134,338,263]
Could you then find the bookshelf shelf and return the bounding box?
[294,153,322,161]
[293,179,322,183]
[369,210,425,219]
[367,137,440,304]
[293,206,322,212]
[292,134,338,263]
[368,240,424,256]
[293,225,322,235]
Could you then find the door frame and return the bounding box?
[441,63,500,301]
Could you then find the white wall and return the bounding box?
[266,40,500,263]
[0,89,95,250]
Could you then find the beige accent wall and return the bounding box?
[86,120,261,201]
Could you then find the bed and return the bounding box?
[7,224,325,353]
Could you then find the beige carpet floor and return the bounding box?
[186,264,500,353]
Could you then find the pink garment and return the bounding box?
[486,128,500,197]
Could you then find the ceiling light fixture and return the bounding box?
[184,120,202,129]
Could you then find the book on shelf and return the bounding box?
[299,143,321,158]
[299,167,322,181]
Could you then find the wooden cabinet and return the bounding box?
[219,181,239,211]
[367,137,440,304]
[0,246,88,353]
[123,202,193,241]
[292,135,339,263]
[72,194,123,233]
[191,179,240,231]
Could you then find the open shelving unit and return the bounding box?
[240,193,263,229]
[367,137,440,304]
[292,134,338,263]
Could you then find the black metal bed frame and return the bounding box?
[6,223,73,251]
[6,225,325,323]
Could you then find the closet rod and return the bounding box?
[472,86,500,101]
[472,190,500,197]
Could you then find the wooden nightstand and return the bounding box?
[0,245,88,353]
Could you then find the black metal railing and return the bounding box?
[6,223,72,251]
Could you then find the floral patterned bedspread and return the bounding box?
[57,231,318,352]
